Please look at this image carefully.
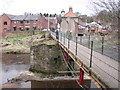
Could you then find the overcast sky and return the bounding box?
[0,0,118,16]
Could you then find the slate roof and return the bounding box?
[12,15,26,20]
[79,22,87,27]
[25,14,39,20]
[6,14,16,20]
[6,14,39,21]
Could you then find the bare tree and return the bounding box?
[92,0,119,34]
[93,0,118,18]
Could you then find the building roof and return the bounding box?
[45,17,56,20]
[6,14,39,21]
[64,7,77,17]
[79,22,87,27]
[25,14,39,20]
[12,15,26,20]
[6,14,16,20]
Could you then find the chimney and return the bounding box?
[24,12,27,16]
[69,6,73,12]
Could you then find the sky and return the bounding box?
[0,0,118,16]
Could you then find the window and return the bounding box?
[26,28,29,30]
[20,21,23,24]
[4,28,7,31]
[91,28,95,30]
[19,27,21,30]
[26,21,30,24]
[14,21,16,24]
[4,21,7,25]
[33,21,36,24]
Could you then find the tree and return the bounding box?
[49,14,52,17]
[43,13,46,17]
[93,0,118,18]
[92,0,119,32]
[97,10,112,24]
[57,15,62,24]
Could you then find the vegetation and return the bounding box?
[1,31,51,53]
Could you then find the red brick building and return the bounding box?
[0,13,57,36]
[88,22,102,33]
[38,16,48,30]
[47,17,57,31]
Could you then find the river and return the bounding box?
[1,54,30,85]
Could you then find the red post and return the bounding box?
[78,68,84,84]
[51,37,54,40]
[65,52,69,62]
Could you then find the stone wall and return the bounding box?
[30,40,67,74]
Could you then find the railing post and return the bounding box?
[64,33,65,45]
[78,68,84,84]
[68,39,70,49]
[88,34,90,48]
[61,32,62,42]
[65,52,69,62]
[76,37,78,55]
[102,36,104,55]
[90,41,93,68]
[80,36,82,44]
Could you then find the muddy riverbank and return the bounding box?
[1,54,33,88]
[2,54,30,65]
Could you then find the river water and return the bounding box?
[1,64,29,84]
[0,54,30,85]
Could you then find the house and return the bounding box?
[60,7,79,36]
[0,13,12,31]
[45,16,57,31]
[78,22,87,34]
[0,13,40,32]
[0,13,58,37]
[38,15,48,30]
[49,17,57,31]
[88,22,102,33]
[0,13,12,37]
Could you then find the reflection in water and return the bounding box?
[1,64,29,84]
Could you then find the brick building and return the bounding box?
[0,13,57,36]
[88,22,102,33]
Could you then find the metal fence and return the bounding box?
[68,33,118,61]
[50,31,119,88]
